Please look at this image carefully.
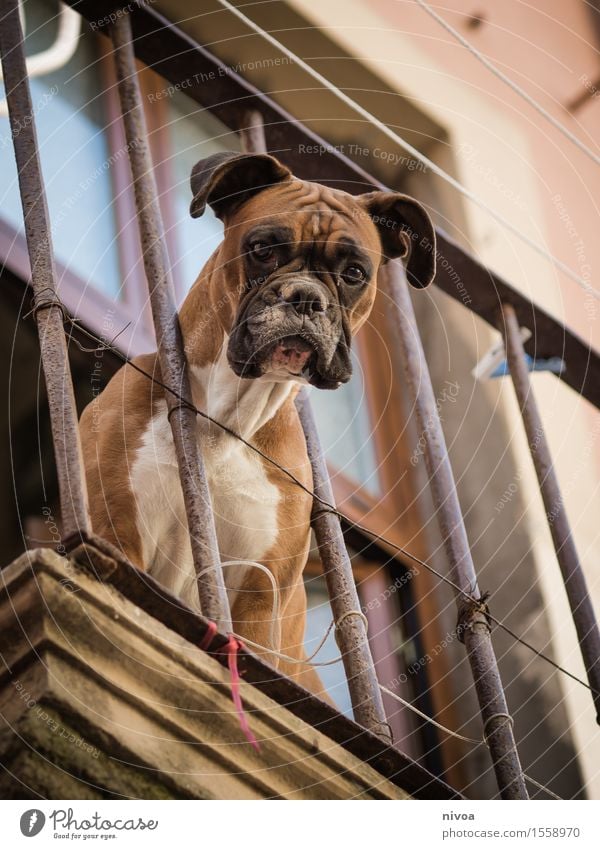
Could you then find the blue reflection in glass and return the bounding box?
[0,1,121,298]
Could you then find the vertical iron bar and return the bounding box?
[239,110,391,741]
[109,14,231,631]
[500,302,600,722]
[297,392,392,741]
[0,0,91,540]
[383,262,528,799]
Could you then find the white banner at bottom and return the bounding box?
[0,799,599,848]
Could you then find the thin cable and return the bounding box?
[215,0,600,302]
[240,630,342,667]
[64,316,598,698]
[229,619,563,798]
[523,773,563,801]
[174,559,339,665]
[381,686,563,798]
[221,559,281,647]
[380,684,482,744]
[415,0,600,168]
[206,596,549,793]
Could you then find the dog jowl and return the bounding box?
[80,151,435,696]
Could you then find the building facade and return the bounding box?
[1,0,598,798]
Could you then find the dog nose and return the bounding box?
[279,281,327,317]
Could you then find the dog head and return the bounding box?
[190,152,436,389]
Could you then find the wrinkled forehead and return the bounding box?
[228,178,382,257]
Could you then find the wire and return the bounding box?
[215,0,600,302]
[202,560,281,647]
[415,0,600,168]
[62,314,599,700]
[199,562,341,666]
[380,687,563,798]
[240,627,342,668]
[197,562,562,797]
[380,684,482,744]
[523,773,563,801]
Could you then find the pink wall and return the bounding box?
[372,0,600,344]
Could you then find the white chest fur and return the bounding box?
[130,343,293,611]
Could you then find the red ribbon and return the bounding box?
[222,634,260,751]
[199,623,260,751]
[199,620,218,652]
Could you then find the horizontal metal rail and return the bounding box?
[64,0,600,411]
[109,14,232,630]
[0,0,91,540]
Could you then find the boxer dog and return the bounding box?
[80,152,435,694]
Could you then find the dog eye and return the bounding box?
[342,264,367,285]
[250,241,274,261]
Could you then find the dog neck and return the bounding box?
[180,252,296,441]
[189,337,295,441]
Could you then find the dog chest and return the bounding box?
[130,403,280,607]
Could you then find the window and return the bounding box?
[161,88,240,297]
[309,342,382,497]
[0,0,121,298]
[0,1,241,351]
[304,574,353,716]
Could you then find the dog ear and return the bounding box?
[190,152,292,220]
[360,191,436,288]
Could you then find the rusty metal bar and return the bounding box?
[296,393,392,741]
[109,14,231,631]
[0,0,91,540]
[500,302,600,722]
[239,110,391,741]
[383,262,528,799]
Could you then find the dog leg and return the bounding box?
[277,579,333,702]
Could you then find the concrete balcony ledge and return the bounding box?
[0,548,459,799]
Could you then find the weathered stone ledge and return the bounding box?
[0,548,415,799]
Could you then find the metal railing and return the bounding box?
[0,0,91,542]
[2,0,600,800]
[499,304,600,721]
[109,15,231,631]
